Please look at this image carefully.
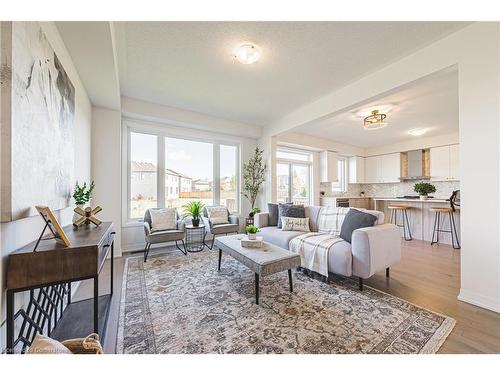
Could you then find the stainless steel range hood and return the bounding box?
[399,149,430,181]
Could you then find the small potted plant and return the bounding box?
[72,181,95,223]
[246,225,260,240]
[414,182,436,200]
[182,201,205,227]
[248,207,261,218]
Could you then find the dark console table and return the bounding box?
[5,222,115,354]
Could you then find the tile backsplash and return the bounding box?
[321,180,460,199]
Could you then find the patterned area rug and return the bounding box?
[117,250,455,354]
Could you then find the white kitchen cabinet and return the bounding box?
[449,144,460,180]
[348,156,365,183]
[320,151,338,183]
[379,153,401,183]
[363,153,401,183]
[430,145,460,181]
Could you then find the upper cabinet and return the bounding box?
[320,150,338,183]
[348,156,365,183]
[363,153,401,183]
[430,144,459,181]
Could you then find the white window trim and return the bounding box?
[276,147,313,206]
[331,156,348,193]
[122,120,241,226]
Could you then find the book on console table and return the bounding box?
[241,236,264,248]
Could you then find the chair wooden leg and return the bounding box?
[386,267,390,278]
[358,277,364,291]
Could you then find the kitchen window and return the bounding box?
[331,157,347,193]
[276,147,312,205]
[127,127,240,221]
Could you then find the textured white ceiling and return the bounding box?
[115,21,467,126]
[293,68,459,148]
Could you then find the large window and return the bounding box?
[127,126,239,221]
[130,132,158,219]
[276,148,312,205]
[220,145,238,213]
[165,137,214,209]
[331,158,347,193]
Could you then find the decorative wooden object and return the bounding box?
[73,206,102,227]
[35,206,71,247]
[6,222,115,354]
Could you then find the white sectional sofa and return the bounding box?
[254,206,401,290]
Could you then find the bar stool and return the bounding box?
[388,205,412,241]
[430,190,460,249]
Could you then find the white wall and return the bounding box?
[259,23,500,313]
[92,106,122,256]
[0,22,92,349]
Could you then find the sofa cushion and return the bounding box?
[267,203,279,226]
[317,207,350,235]
[278,203,305,228]
[304,206,322,232]
[259,226,303,249]
[211,223,239,235]
[281,217,310,232]
[206,206,229,225]
[356,208,384,225]
[340,209,377,243]
[149,208,177,233]
[277,202,292,228]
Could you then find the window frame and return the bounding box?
[124,122,241,225]
[331,156,348,193]
[276,147,313,206]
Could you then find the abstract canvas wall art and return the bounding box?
[1,22,75,221]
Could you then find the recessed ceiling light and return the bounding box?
[234,43,261,65]
[408,128,429,136]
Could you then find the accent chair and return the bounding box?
[202,206,240,249]
[143,208,186,262]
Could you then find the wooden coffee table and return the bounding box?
[214,235,301,305]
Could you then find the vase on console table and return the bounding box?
[419,195,428,201]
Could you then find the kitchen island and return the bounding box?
[373,198,460,245]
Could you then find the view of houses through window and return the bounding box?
[129,130,239,220]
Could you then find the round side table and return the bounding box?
[185,224,206,252]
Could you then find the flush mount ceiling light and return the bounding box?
[234,43,261,65]
[408,128,429,136]
[363,110,388,130]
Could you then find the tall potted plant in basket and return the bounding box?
[242,147,267,215]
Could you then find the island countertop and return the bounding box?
[372,197,450,203]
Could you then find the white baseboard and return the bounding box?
[457,289,500,313]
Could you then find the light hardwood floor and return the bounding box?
[74,239,500,354]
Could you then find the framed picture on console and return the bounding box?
[35,206,71,247]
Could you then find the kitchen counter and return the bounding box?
[373,197,450,203]
[373,198,459,245]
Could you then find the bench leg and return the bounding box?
[255,273,259,305]
[218,249,222,272]
[288,269,293,292]
[359,277,364,291]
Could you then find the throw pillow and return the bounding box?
[28,334,72,354]
[267,203,279,226]
[206,206,229,225]
[340,208,377,243]
[150,208,177,233]
[281,217,310,232]
[278,203,305,228]
[318,206,351,236]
